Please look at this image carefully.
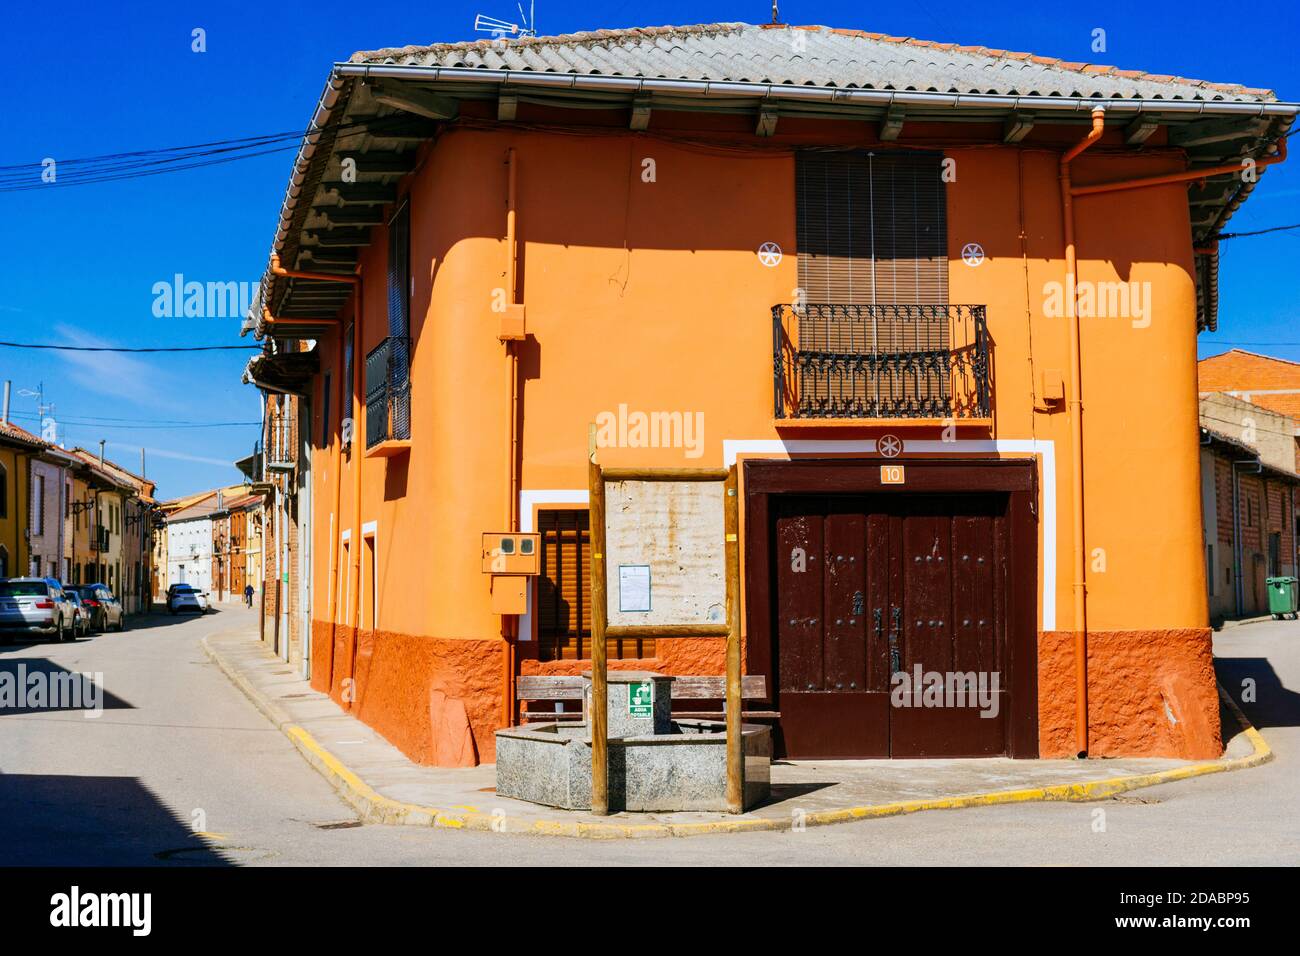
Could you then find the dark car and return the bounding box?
[73,584,126,633]
[64,590,91,638]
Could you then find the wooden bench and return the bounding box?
[516,674,777,722]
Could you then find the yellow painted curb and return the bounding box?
[206,630,1272,840]
[273,683,1271,840]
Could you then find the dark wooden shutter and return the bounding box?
[794,150,951,415]
[537,509,654,662]
[384,203,411,441]
[538,510,590,661]
[796,150,948,305]
[387,203,411,367]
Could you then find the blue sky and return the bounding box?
[3,1,1297,498]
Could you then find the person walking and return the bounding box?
[244,583,254,607]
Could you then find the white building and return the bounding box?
[165,495,219,595]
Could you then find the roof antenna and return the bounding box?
[474,0,536,39]
[771,1,780,24]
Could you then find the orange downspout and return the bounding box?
[1071,135,1286,198]
[1060,106,1106,758]
[265,254,359,692]
[325,330,345,690]
[502,146,520,728]
[261,307,339,329]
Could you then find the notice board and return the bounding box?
[603,479,727,628]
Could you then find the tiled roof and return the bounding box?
[0,420,47,448]
[353,23,1278,103]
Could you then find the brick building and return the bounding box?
[1199,352,1300,620]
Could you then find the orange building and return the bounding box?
[245,24,1296,766]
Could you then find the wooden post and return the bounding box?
[588,442,609,816]
[724,465,743,813]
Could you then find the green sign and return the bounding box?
[628,680,654,719]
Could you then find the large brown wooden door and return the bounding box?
[773,494,1009,758]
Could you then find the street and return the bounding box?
[0,607,1296,866]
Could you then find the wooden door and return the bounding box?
[773,494,1009,758]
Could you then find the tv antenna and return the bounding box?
[474,1,536,39]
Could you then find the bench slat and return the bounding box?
[516,675,585,700]
[671,675,767,699]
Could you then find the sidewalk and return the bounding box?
[204,626,1270,839]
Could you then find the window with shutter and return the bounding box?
[537,509,654,662]
[788,150,967,417]
[795,150,948,305]
[383,202,412,442]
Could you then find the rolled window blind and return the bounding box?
[796,150,948,305]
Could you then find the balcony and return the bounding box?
[365,336,412,457]
[772,303,991,422]
[266,415,295,471]
[89,526,109,552]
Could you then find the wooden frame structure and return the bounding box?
[587,453,743,814]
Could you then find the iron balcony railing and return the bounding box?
[365,335,412,449]
[266,415,295,469]
[89,525,109,552]
[772,303,991,420]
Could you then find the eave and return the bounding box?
[251,58,1297,339]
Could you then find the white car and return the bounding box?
[167,585,209,614]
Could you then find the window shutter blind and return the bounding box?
[384,203,411,440]
[796,150,948,305]
[386,202,411,379]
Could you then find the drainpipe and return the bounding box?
[1071,135,1287,198]
[1059,106,1106,758]
[326,332,346,689]
[501,146,521,728]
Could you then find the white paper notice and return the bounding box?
[618,565,652,613]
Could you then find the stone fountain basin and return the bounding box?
[495,719,771,812]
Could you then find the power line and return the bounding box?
[4,408,258,429]
[0,115,423,192]
[0,341,258,352]
[1217,223,1300,240]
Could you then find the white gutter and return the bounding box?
[335,62,1300,117]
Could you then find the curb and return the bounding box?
[204,635,1273,840]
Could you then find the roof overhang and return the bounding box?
[242,348,319,395]
[254,48,1297,337]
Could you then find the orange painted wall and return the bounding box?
[303,114,1217,765]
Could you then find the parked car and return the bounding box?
[167,585,209,615]
[73,584,126,633]
[0,578,76,642]
[64,590,91,638]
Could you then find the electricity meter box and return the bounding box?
[481,533,541,575]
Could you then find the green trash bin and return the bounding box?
[1265,576,1299,620]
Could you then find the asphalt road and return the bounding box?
[0,606,1297,866]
